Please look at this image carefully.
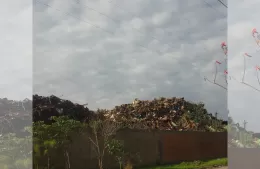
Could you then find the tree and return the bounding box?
[51,116,84,169]
[33,121,58,169]
[106,139,125,169]
[33,116,85,169]
[0,127,32,169]
[88,119,121,169]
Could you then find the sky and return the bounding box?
[33,0,228,117]
[2,0,229,119]
[0,0,32,100]
[4,0,260,132]
[228,0,260,132]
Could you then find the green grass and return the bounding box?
[140,158,227,169]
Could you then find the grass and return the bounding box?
[140,158,227,169]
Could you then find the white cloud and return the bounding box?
[151,12,171,26]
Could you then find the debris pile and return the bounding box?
[2,95,227,132]
[33,95,95,123]
[0,98,32,134]
[0,98,32,116]
[228,137,260,148]
[101,97,227,131]
[228,122,260,148]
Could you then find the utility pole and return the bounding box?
[243,120,247,130]
[243,120,248,146]
[215,112,218,118]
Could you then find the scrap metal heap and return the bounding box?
[100,97,227,131]
[31,95,226,131]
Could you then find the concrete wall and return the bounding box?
[44,130,227,169]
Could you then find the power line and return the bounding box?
[34,0,230,92]
[107,1,259,93]
[107,0,226,44]
[217,0,228,8]
[34,0,209,86]
[34,0,164,55]
[106,0,227,74]
[35,0,217,58]
[202,0,227,18]
[107,0,201,46]
[71,0,179,52]
[107,0,225,47]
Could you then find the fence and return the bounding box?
[46,129,227,169]
[160,131,227,164]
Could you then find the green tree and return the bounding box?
[33,121,58,169]
[106,139,125,169]
[33,116,85,169]
[0,127,32,169]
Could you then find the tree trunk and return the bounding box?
[119,161,122,169]
[47,156,50,169]
[65,150,71,169]
[98,158,103,169]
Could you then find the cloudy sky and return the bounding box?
[0,0,32,100]
[2,0,229,118]
[228,0,260,132]
[33,0,229,118]
[6,0,260,132]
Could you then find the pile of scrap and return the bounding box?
[0,98,32,116]
[0,98,32,134]
[101,97,227,131]
[31,95,227,131]
[33,95,95,123]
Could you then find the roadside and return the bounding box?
[139,158,227,169]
